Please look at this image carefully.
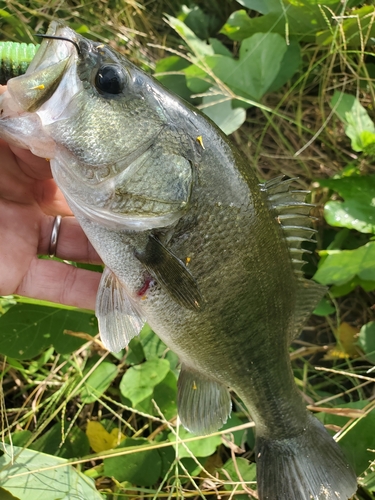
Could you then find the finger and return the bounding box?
[15,257,101,310]
[34,178,74,216]
[10,144,53,181]
[39,216,102,264]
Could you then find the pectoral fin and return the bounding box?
[96,267,145,352]
[177,365,232,435]
[135,234,203,311]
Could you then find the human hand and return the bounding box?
[0,86,102,310]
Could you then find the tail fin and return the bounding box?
[256,414,357,500]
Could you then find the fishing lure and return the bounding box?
[0,41,39,85]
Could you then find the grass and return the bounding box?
[0,1,375,498]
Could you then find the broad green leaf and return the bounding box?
[184,63,213,94]
[166,15,214,58]
[221,2,343,41]
[314,241,375,286]
[30,421,90,459]
[168,427,222,459]
[330,276,375,297]
[81,360,118,404]
[267,38,301,93]
[313,297,336,316]
[357,322,375,363]
[153,370,177,420]
[126,336,145,365]
[154,55,193,102]
[119,358,170,406]
[330,91,356,124]
[140,325,169,360]
[319,402,375,475]
[5,431,32,448]
[103,438,161,485]
[209,38,233,57]
[324,201,375,234]
[319,175,375,234]
[317,6,375,47]
[345,102,375,152]
[331,92,375,152]
[236,0,280,14]
[206,33,287,101]
[0,304,97,359]
[361,468,375,491]
[220,457,257,494]
[221,413,248,448]
[0,445,102,499]
[201,94,246,134]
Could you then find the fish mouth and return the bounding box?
[6,21,79,113]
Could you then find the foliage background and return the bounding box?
[0,0,375,498]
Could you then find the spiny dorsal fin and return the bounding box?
[260,176,316,274]
[261,176,327,341]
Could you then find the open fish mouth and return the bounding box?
[6,21,79,115]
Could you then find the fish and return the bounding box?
[0,21,357,500]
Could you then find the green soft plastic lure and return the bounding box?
[0,41,39,84]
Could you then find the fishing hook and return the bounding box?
[35,34,81,55]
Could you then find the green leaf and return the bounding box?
[154,55,193,102]
[140,326,169,360]
[119,358,170,406]
[206,32,287,101]
[235,0,280,14]
[168,427,221,459]
[330,91,356,124]
[221,2,343,42]
[81,360,118,404]
[313,297,336,316]
[153,370,177,420]
[5,431,32,448]
[345,104,375,153]
[126,336,145,365]
[314,241,375,286]
[166,15,214,58]
[184,63,213,94]
[317,6,375,47]
[103,438,161,485]
[220,457,257,493]
[30,422,90,459]
[331,92,375,152]
[358,321,375,364]
[201,94,246,134]
[0,445,102,499]
[221,413,248,448]
[361,468,375,491]
[267,39,301,93]
[0,304,97,359]
[319,175,375,234]
[319,402,375,475]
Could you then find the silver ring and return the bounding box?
[49,215,62,258]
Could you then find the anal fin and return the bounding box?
[96,267,145,353]
[177,365,231,435]
[292,278,327,342]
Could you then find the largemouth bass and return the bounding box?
[0,22,357,499]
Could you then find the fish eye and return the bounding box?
[95,64,126,95]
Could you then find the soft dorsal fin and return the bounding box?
[261,176,328,341]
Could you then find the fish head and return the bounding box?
[2,22,193,230]
[6,21,165,170]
